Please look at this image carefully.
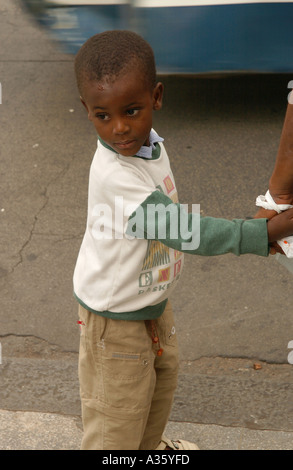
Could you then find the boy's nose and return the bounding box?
[113,118,130,135]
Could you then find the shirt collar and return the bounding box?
[136,129,164,159]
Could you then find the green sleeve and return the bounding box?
[126,190,269,257]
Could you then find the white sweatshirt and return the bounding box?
[73,133,270,320]
[73,135,184,320]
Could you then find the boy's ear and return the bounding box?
[80,96,92,121]
[152,82,164,111]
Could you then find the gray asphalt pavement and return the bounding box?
[1,0,293,451]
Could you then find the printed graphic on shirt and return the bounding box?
[142,240,170,270]
[158,267,170,282]
[163,175,175,194]
[138,233,183,296]
[174,250,181,260]
[137,173,183,296]
[139,271,153,287]
[174,259,182,277]
[138,272,181,296]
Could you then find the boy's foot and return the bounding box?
[156,436,199,450]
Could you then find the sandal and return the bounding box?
[156,436,199,450]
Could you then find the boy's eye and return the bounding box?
[96,113,110,121]
[126,108,139,117]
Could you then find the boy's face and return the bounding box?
[80,70,163,157]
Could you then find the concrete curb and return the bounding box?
[1,409,293,450]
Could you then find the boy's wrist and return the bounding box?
[254,207,277,220]
[266,208,293,243]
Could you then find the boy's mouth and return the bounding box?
[114,140,136,151]
[114,140,136,152]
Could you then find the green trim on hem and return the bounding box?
[74,293,168,321]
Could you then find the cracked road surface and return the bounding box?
[1,0,293,432]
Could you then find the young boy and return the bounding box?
[73,30,293,450]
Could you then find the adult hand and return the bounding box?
[267,207,293,244]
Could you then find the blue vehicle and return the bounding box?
[22,0,293,74]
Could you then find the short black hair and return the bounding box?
[74,30,157,96]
